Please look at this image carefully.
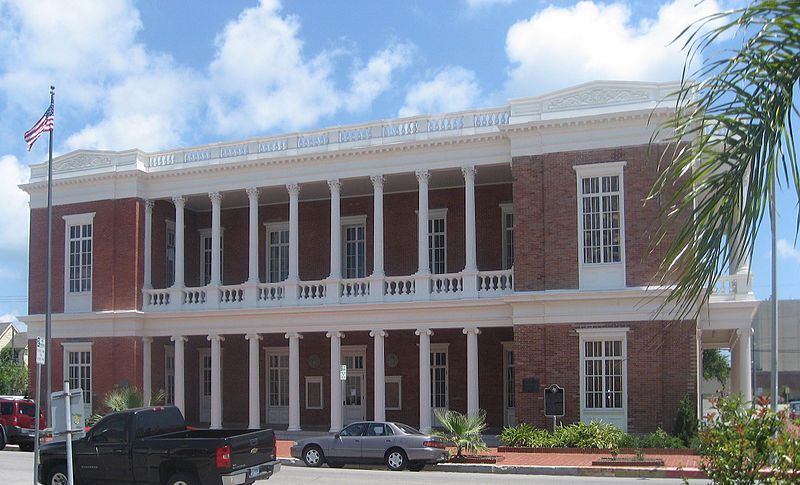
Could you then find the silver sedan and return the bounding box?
[290,421,449,471]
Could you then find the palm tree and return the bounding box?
[652,0,799,317]
[433,409,489,458]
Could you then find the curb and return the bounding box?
[278,457,706,479]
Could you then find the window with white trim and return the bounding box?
[500,204,514,270]
[385,376,402,410]
[430,346,448,408]
[581,175,621,264]
[67,222,93,293]
[165,221,176,287]
[305,376,323,409]
[268,352,289,407]
[578,328,627,414]
[428,209,447,274]
[341,216,367,278]
[63,342,92,412]
[164,347,175,405]
[199,229,224,286]
[265,222,289,283]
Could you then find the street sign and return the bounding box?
[36,336,45,365]
[50,388,86,441]
[544,384,565,417]
[340,365,347,381]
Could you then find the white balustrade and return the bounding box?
[148,153,175,167]
[258,139,288,153]
[183,288,206,305]
[297,133,329,148]
[381,120,418,137]
[143,289,170,308]
[384,276,415,299]
[218,285,245,306]
[258,283,285,303]
[184,148,211,163]
[220,143,249,158]
[298,281,326,301]
[430,273,463,296]
[477,270,514,295]
[427,115,464,133]
[712,273,753,300]
[473,110,510,127]
[340,278,370,300]
[338,127,371,143]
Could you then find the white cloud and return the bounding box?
[777,239,800,264]
[504,0,722,97]
[345,42,414,112]
[0,155,29,255]
[399,66,481,117]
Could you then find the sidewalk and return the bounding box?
[275,440,706,479]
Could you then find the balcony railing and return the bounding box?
[711,272,754,301]
[142,269,514,312]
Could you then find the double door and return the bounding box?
[342,352,366,425]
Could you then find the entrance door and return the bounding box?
[198,349,223,423]
[431,347,448,427]
[266,350,289,425]
[342,353,366,425]
[503,345,516,426]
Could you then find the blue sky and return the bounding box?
[0,0,797,326]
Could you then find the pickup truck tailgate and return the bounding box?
[228,429,275,470]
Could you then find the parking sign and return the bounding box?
[36,336,45,365]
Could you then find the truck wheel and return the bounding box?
[45,464,68,485]
[166,472,199,485]
[385,448,408,471]
[19,442,34,452]
[302,445,324,467]
[0,429,6,451]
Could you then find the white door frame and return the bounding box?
[502,341,516,426]
[342,345,367,424]
[264,347,289,425]
[430,343,449,426]
[198,348,223,423]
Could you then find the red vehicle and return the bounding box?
[0,396,46,452]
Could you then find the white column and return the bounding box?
[171,335,187,416]
[246,188,260,284]
[143,200,154,290]
[142,337,152,405]
[328,179,342,280]
[172,197,186,288]
[416,328,433,433]
[462,166,477,272]
[464,327,481,417]
[285,332,302,431]
[209,192,222,287]
[327,331,344,432]
[245,334,262,429]
[371,175,385,277]
[732,329,753,401]
[370,330,387,422]
[286,184,300,304]
[208,334,224,429]
[416,171,430,275]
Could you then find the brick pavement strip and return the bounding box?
[276,440,707,480]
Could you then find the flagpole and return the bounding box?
[45,85,55,418]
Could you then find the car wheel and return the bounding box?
[385,448,408,471]
[408,463,425,472]
[45,464,68,485]
[302,445,324,467]
[19,442,34,452]
[166,472,199,485]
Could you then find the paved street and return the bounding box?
[1,445,707,484]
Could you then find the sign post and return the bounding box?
[63,381,75,485]
[543,384,565,432]
[32,337,45,485]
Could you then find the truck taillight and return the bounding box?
[216,444,231,469]
[423,440,445,449]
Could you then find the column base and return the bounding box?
[413,274,431,301]
[284,281,299,304]
[368,275,385,302]
[325,280,340,304]
[462,270,479,298]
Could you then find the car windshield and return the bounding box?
[393,423,423,435]
[19,403,36,417]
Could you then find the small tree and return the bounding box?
[674,394,698,447]
[0,348,28,395]
[702,349,730,387]
[87,385,165,425]
[433,409,488,458]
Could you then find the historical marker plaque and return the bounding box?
[543,384,565,417]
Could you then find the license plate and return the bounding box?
[249,465,261,478]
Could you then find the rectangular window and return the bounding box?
[266,224,289,283]
[305,376,323,410]
[199,229,223,286]
[164,347,175,405]
[67,223,93,293]
[64,345,92,410]
[430,349,448,408]
[268,353,289,407]
[583,339,623,409]
[343,223,366,278]
[385,376,402,410]
[165,222,176,287]
[428,211,447,274]
[581,175,621,264]
[501,204,514,269]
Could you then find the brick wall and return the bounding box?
[513,320,697,433]
[512,143,676,291]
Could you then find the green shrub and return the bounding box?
[674,394,698,446]
[639,428,685,449]
[500,422,687,449]
[551,421,627,448]
[433,409,488,457]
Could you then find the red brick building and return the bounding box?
[20,81,757,433]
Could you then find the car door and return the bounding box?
[359,423,395,462]
[327,422,366,462]
[84,414,133,484]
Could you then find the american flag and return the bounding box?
[24,102,54,151]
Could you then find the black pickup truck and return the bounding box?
[38,406,280,485]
